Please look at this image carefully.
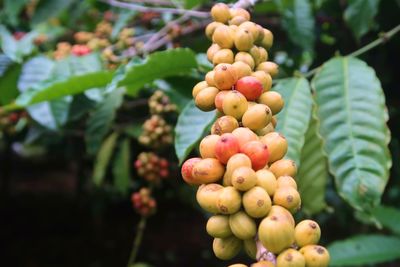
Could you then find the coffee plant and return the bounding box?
[0,0,399,266]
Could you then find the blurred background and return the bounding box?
[0,0,399,266]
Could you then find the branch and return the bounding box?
[232,0,259,9]
[126,0,175,6]
[142,14,191,52]
[127,216,147,267]
[101,0,210,18]
[304,24,400,78]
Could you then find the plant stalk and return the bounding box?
[304,24,400,78]
[127,216,147,267]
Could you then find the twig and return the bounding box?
[232,0,259,9]
[145,20,209,53]
[126,216,147,267]
[101,0,210,18]
[142,14,190,51]
[348,24,400,57]
[304,24,400,78]
[126,0,175,6]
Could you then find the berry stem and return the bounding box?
[127,216,147,267]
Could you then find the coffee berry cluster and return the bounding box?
[131,187,157,217]
[138,115,173,147]
[149,90,177,115]
[181,3,329,267]
[0,111,27,135]
[139,90,176,147]
[134,152,169,183]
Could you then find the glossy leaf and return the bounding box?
[328,234,400,266]
[113,138,131,195]
[16,55,103,129]
[312,56,391,211]
[184,0,205,8]
[118,48,197,95]
[344,0,380,40]
[279,0,315,51]
[18,56,55,92]
[85,90,124,155]
[27,98,72,130]
[0,54,13,76]
[297,103,328,214]
[14,71,113,108]
[11,54,112,109]
[274,77,313,166]
[371,205,400,235]
[0,26,19,62]
[0,63,21,105]
[93,132,119,186]
[0,26,38,62]
[174,100,216,164]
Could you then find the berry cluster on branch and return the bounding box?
[181,3,330,267]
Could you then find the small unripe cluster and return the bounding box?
[181,3,329,267]
[138,115,173,147]
[0,111,27,135]
[116,28,135,49]
[53,42,72,60]
[131,187,157,217]
[95,21,113,38]
[74,31,95,43]
[134,152,169,183]
[148,90,177,114]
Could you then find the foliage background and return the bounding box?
[0,0,399,266]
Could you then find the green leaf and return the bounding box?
[279,0,315,51]
[85,90,124,156]
[4,0,28,26]
[312,56,391,211]
[344,0,380,40]
[18,56,55,92]
[370,205,400,235]
[14,71,113,108]
[0,63,21,104]
[113,138,131,195]
[0,54,13,76]
[196,53,213,73]
[174,100,216,164]
[297,103,328,215]
[328,234,400,266]
[184,0,205,8]
[16,54,106,128]
[16,31,39,57]
[93,132,119,186]
[0,26,38,62]
[31,0,75,26]
[68,94,96,121]
[118,48,197,95]
[0,25,19,62]
[274,77,313,166]
[27,98,72,130]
